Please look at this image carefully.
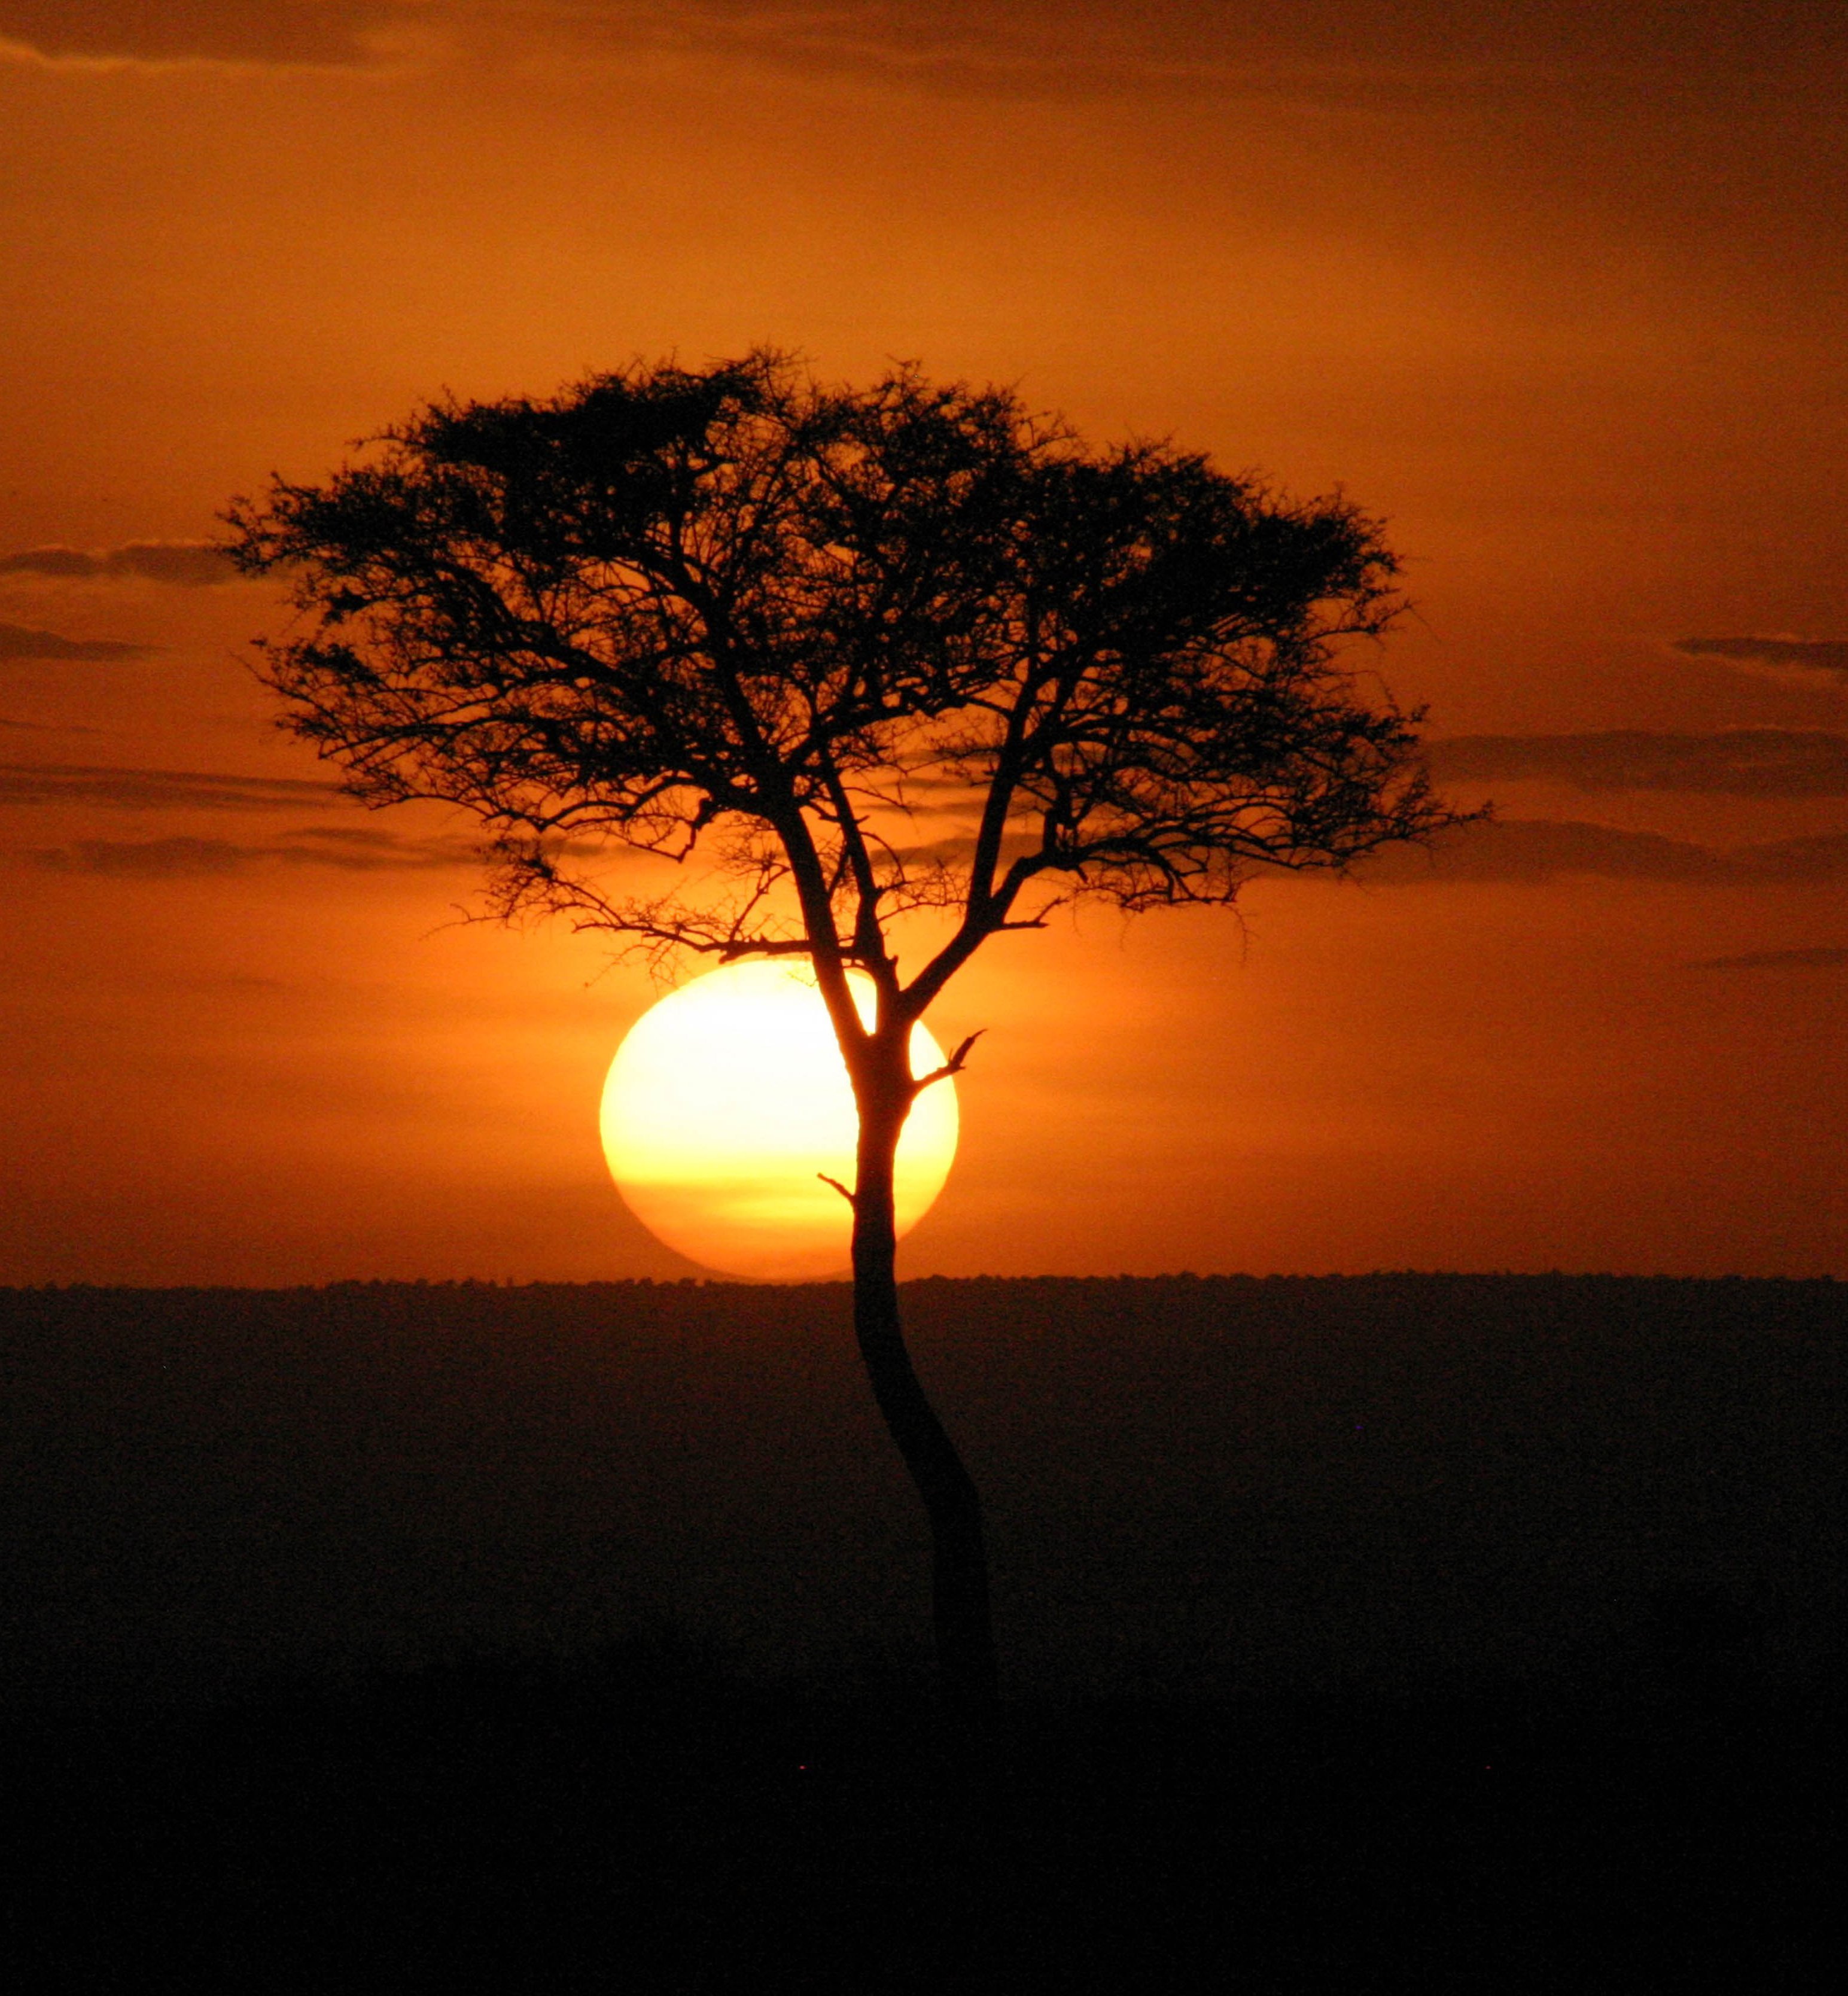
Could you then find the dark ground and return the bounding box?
[0,1276,1840,1988]
[4,1661,1834,1991]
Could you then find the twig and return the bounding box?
[915,1029,985,1093]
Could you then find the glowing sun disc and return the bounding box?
[600,960,958,1280]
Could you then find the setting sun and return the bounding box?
[599,960,958,1280]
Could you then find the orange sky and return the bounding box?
[2,1,1844,1283]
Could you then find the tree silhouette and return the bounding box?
[227,352,1458,1706]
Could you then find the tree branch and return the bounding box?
[912,1029,985,1095]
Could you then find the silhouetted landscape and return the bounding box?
[8,3,1847,1986]
[2,1275,1837,1986]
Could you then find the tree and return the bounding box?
[226,351,1457,1708]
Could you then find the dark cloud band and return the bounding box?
[0,541,239,586]
[7,4,1837,95]
[0,2,401,67]
[1674,637,1848,680]
[0,763,340,811]
[0,621,152,662]
[1359,819,1848,886]
[1427,729,1848,796]
[1697,945,1848,970]
[23,827,471,878]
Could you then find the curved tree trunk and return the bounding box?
[850,1082,998,1709]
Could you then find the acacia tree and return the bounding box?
[227,352,1454,1706]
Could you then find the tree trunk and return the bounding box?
[850,1084,998,1709]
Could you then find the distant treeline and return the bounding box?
[1,1275,1838,1709]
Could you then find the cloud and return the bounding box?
[28,836,250,878]
[266,824,474,868]
[1729,833,1848,883]
[1697,946,1848,970]
[9,4,1837,94]
[4,1,1076,86]
[0,762,340,810]
[1427,730,1848,798]
[1363,819,1716,885]
[0,540,240,586]
[545,2,1124,93]
[0,621,152,662]
[0,2,414,68]
[1673,638,1848,686]
[1358,818,1848,887]
[513,3,1428,105]
[486,3,1848,108]
[25,826,473,878]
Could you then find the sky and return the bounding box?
[2,0,1844,1285]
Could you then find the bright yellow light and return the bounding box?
[600,959,958,1280]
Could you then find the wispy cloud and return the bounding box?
[539,2,1136,94]
[503,2,1438,107]
[0,763,340,811]
[0,2,418,69]
[1701,835,1848,883]
[1359,819,1848,887]
[1673,637,1848,686]
[7,4,1838,95]
[25,825,473,879]
[1696,945,1848,969]
[0,541,239,586]
[0,622,153,663]
[1427,730,1848,797]
[484,2,1848,108]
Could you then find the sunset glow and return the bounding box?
[1,3,1844,1285]
[0,7,1834,1962]
[599,962,958,1280]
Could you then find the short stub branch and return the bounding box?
[914,1029,985,1094]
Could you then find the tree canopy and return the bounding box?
[229,351,1445,1029]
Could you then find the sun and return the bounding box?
[600,960,959,1280]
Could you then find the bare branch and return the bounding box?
[912,1028,986,1095]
